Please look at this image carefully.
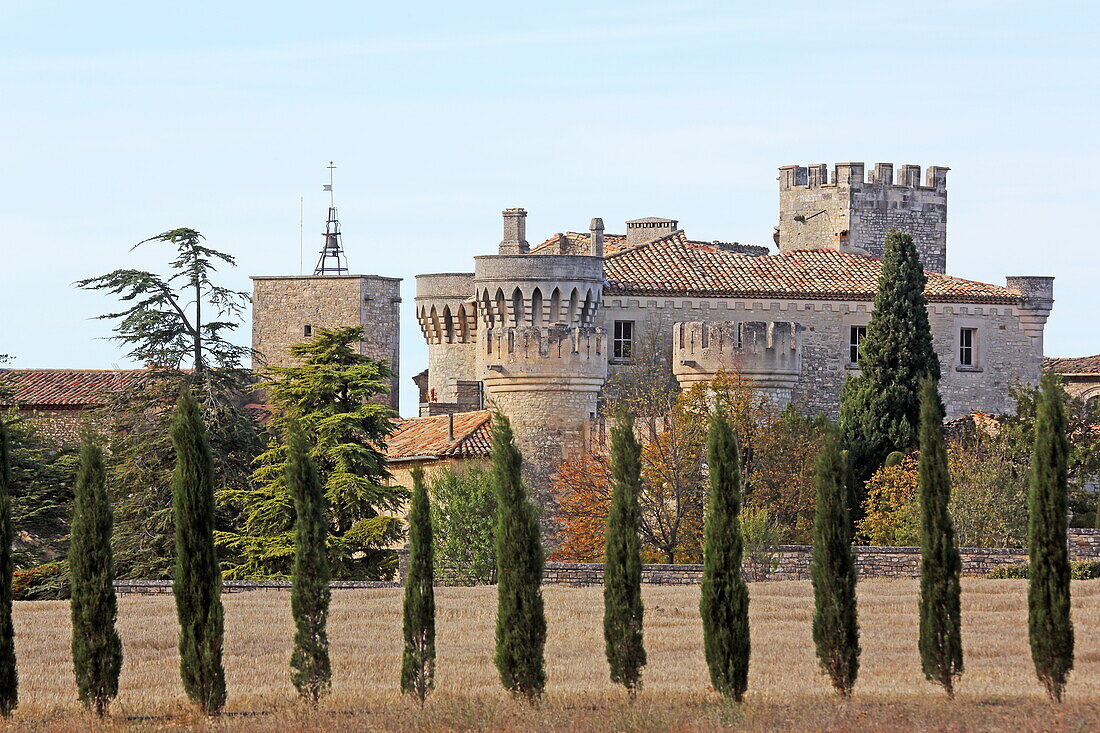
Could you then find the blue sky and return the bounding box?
[2,0,1097,417]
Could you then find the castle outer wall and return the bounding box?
[600,295,1043,419]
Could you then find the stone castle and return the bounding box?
[0,159,1086,529]
[398,162,1053,500]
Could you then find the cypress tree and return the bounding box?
[700,413,750,702]
[287,427,331,703]
[917,378,963,697]
[491,413,546,702]
[1028,372,1073,702]
[0,419,16,717]
[171,386,226,715]
[840,229,941,515]
[401,465,435,704]
[811,426,859,696]
[604,411,646,698]
[69,434,123,716]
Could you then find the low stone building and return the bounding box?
[384,410,491,487]
[1045,355,1100,406]
[0,368,146,443]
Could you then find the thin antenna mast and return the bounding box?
[299,196,304,275]
[314,161,348,275]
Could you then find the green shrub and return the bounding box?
[987,563,1029,579]
[12,561,70,600]
[988,560,1100,580]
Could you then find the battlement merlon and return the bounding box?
[779,163,949,191]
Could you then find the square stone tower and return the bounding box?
[251,274,402,411]
[776,162,949,272]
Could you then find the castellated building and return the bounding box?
[411,162,1054,521]
[249,196,402,411]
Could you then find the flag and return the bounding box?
[323,184,332,191]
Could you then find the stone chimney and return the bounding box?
[499,208,529,255]
[589,217,605,257]
[625,217,678,247]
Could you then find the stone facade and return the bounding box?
[251,274,402,410]
[600,294,1045,419]
[777,162,949,272]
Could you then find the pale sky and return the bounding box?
[2,0,1097,417]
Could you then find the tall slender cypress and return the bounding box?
[491,413,546,702]
[1028,372,1073,702]
[811,426,859,696]
[917,378,963,696]
[401,465,435,704]
[839,229,941,516]
[69,435,123,716]
[287,427,331,703]
[604,411,646,697]
[171,386,226,715]
[0,419,16,717]
[700,413,750,702]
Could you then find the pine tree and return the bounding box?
[222,326,405,580]
[700,413,750,702]
[491,413,546,702]
[917,378,963,696]
[287,426,331,703]
[604,411,646,697]
[811,426,859,696]
[840,229,941,515]
[0,418,17,717]
[1028,372,1073,702]
[171,386,227,715]
[77,228,260,580]
[69,434,123,716]
[401,465,435,704]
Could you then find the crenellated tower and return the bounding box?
[672,321,804,407]
[776,162,949,272]
[416,208,606,538]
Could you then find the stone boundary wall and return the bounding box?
[113,530,1100,594]
[114,579,401,596]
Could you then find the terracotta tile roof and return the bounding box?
[0,368,147,408]
[603,232,1021,304]
[386,410,493,461]
[1044,355,1100,375]
[531,230,769,258]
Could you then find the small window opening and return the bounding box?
[613,320,634,360]
[959,328,976,366]
[849,325,867,365]
[304,324,313,338]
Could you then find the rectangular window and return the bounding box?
[613,320,634,360]
[959,327,976,366]
[849,325,867,365]
[303,324,313,338]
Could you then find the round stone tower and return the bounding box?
[672,320,804,407]
[473,210,607,533]
[414,272,479,413]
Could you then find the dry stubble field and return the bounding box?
[5,579,1100,731]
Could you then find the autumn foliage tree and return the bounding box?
[554,371,823,562]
